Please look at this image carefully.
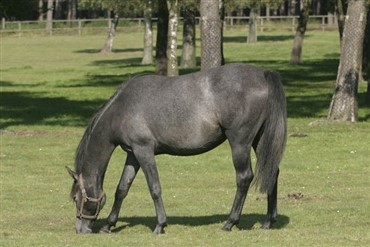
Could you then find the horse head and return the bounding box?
[66,167,106,233]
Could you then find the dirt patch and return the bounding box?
[287,192,304,200]
[289,132,308,138]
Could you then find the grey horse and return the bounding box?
[67,63,287,234]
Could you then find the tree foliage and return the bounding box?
[78,0,142,16]
[0,0,352,21]
[0,0,38,20]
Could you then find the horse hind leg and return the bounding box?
[253,135,279,230]
[261,168,279,229]
[252,128,280,230]
[100,152,140,233]
[222,142,254,231]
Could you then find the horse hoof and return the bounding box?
[261,217,276,229]
[261,221,273,229]
[221,224,233,232]
[99,225,111,233]
[153,224,166,234]
[153,228,165,234]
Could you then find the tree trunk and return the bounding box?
[219,0,225,65]
[336,0,347,47]
[67,0,77,24]
[367,77,370,103]
[101,14,119,53]
[38,0,44,21]
[290,0,309,64]
[142,0,153,65]
[290,0,297,15]
[54,0,62,20]
[166,0,179,77]
[155,0,169,75]
[247,5,258,44]
[363,7,370,101]
[266,3,271,21]
[180,6,196,68]
[200,0,222,71]
[46,0,54,34]
[328,0,368,122]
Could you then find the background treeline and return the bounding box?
[0,0,338,21]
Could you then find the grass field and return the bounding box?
[1,28,370,246]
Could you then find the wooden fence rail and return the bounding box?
[1,15,338,36]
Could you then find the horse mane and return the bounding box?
[74,84,125,174]
[73,73,155,174]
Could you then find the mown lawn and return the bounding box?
[1,28,369,246]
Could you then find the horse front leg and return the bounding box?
[261,168,279,229]
[133,146,167,234]
[100,152,140,233]
[222,144,254,231]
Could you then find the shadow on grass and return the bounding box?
[2,49,368,128]
[0,91,104,129]
[74,48,142,54]
[92,57,143,67]
[92,214,290,233]
[223,34,294,43]
[76,71,154,87]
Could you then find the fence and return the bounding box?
[1,15,338,36]
[0,18,144,36]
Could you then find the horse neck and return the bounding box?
[79,128,116,191]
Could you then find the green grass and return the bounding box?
[1,29,370,246]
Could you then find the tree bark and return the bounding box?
[363,6,370,100]
[67,0,77,24]
[180,6,196,68]
[336,0,347,47]
[166,0,179,77]
[328,0,368,122]
[290,0,309,64]
[38,0,44,21]
[142,0,153,65]
[247,5,258,44]
[289,0,298,15]
[200,0,222,71]
[54,0,62,20]
[219,0,225,65]
[46,0,54,34]
[155,0,169,75]
[101,14,119,53]
[266,3,271,20]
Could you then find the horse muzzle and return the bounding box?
[75,218,94,234]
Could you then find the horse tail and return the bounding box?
[254,70,287,194]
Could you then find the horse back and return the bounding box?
[109,64,270,155]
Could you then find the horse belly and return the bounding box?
[155,122,225,156]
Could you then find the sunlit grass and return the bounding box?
[1,28,369,246]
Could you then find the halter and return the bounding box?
[76,174,105,220]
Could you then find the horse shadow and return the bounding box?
[93,214,290,233]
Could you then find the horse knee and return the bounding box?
[149,184,162,200]
[115,188,128,200]
[236,170,254,189]
[116,180,133,199]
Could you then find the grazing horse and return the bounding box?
[67,63,287,234]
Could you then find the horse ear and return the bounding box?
[66,166,78,182]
